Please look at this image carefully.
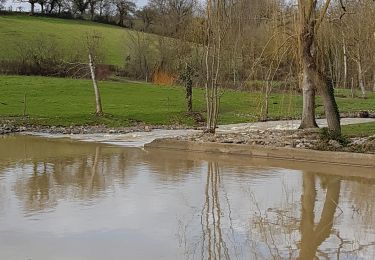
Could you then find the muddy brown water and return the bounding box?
[0,135,374,259]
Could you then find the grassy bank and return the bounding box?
[0,15,153,66]
[1,75,374,131]
[0,75,302,126]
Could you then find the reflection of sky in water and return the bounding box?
[0,136,374,259]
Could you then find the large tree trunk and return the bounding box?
[299,15,318,129]
[89,53,103,116]
[319,74,341,134]
[300,65,318,128]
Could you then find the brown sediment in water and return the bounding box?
[0,135,375,259]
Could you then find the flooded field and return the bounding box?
[0,135,374,259]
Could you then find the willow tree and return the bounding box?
[298,0,341,135]
[204,0,229,133]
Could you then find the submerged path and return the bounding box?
[26,118,375,148]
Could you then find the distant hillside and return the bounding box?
[0,15,155,67]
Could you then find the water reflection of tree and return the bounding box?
[6,140,203,214]
[12,145,136,213]
[200,162,230,260]
[298,173,375,259]
[13,161,58,212]
[178,162,244,260]
[250,172,375,259]
[298,173,341,259]
[345,178,375,230]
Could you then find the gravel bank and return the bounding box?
[2,118,375,153]
[0,122,191,135]
[179,129,375,154]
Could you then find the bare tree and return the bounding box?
[18,0,39,14]
[180,63,194,113]
[342,1,375,97]
[54,0,68,14]
[73,0,89,16]
[97,0,108,16]
[47,0,59,13]
[125,31,155,81]
[136,6,156,32]
[147,0,196,36]
[100,0,115,21]
[38,0,47,12]
[85,31,104,115]
[298,0,341,135]
[167,0,195,35]
[204,0,229,133]
[88,0,97,20]
[113,0,135,27]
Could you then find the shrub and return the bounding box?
[319,127,349,145]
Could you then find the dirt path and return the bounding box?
[218,118,375,133]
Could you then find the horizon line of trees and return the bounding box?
[4,0,375,97]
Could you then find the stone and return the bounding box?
[328,140,342,149]
[358,111,369,118]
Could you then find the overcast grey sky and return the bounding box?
[4,0,148,12]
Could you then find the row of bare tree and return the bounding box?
[17,0,136,27]
[121,0,375,134]
[201,0,375,133]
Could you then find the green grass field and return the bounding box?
[342,122,375,137]
[0,15,153,66]
[0,76,374,134]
